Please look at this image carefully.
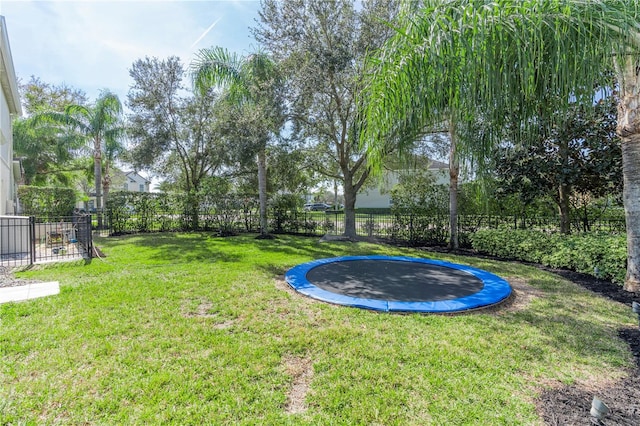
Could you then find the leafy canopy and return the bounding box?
[363,0,640,167]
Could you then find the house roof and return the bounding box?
[0,16,22,116]
[428,159,449,170]
[125,171,151,184]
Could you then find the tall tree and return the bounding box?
[363,0,640,291]
[13,118,84,186]
[19,75,88,116]
[253,0,400,238]
[127,56,228,197]
[14,77,88,186]
[191,47,284,237]
[35,90,123,221]
[494,94,622,233]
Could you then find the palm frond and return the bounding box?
[363,0,640,171]
[190,46,244,95]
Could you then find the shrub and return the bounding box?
[321,218,335,233]
[302,219,318,235]
[470,229,627,284]
[391,214,448,246]
[360,217,379,236]
[269,194,304,233]
[18,186,76,219]
[542,233,627,284]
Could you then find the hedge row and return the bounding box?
[18,186,76,219]
[470,230,627,284]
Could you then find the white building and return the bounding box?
[0,16,22,215]
[355,160,449,209]
[0,16,29,260]
[123,171,150,192]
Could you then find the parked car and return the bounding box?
[304,203,331,211]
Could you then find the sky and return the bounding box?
[0,0,263,105]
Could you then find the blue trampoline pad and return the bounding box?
[285,255,512,313]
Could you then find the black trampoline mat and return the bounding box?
[305,259,484,302]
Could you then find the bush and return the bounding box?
[391,214,449,246]
[470,229,627,284]
[542,233,627,284]
[106,192,259,235]
[18,186,76,219]
[270,194,303,233]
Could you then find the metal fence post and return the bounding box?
[87,215,94,259]
[29,216,36,265]
[409,214,414,244]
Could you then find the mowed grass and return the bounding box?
[1,233,636,425]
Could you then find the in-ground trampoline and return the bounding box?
[285,255,512,313]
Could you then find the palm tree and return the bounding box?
[36,90,123,224]
[363,0,640,292]
[191,47,283,237]
[13,116,85,186]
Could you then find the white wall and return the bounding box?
[355,171,399,209]
[0,215,29,255]
[0,16,21,215]
[124,173,150,192]
[356,168,449,209]
[0,89,13,214]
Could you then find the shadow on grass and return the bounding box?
[253,234,386,260]
[100,232,244,264]
[483,276,635,371]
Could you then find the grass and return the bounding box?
[1,233,636,424]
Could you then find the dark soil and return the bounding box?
[535,270,640,426]
[420,246,640,425]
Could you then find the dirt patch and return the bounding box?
[482,277,546,315]
[212,320,235,330]
[522,269,640,425]
[182,299,236,329]
[0,266,40,288]
[182,299,217,318]
[283,355,314,414]
[273,277,299,296]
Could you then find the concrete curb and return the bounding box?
[0,282,60,304]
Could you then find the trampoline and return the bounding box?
[285,255,512,313]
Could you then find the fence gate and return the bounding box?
[74,213,93,259]
[0,214,93,268]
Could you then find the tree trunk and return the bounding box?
[558,138,571,234]
[616,59,640,292]
[102,160,111,212]
[558,183,571,234]
[257,147,269,236]
[448,122,459,250]
[621,135,640,292]
[102,177,111,213]
[94,139,103,228]
[343,177,357,239]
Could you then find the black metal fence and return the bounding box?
[96,209,626,247]
[0,213,93,268]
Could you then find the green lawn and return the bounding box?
[1,233,635,424]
